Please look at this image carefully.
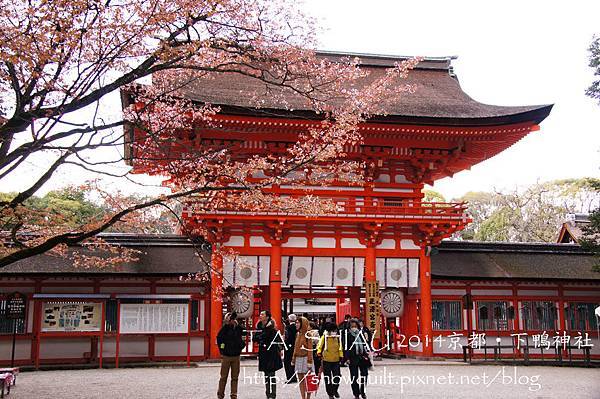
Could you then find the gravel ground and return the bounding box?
[8,361,600,399]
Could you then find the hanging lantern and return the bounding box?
[229,288,254,319]
[380,289,405,318]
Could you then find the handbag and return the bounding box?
[305,368,321,393]
[359,352,372,368]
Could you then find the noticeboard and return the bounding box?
[41,302,102,332]
[6,292,27,320]
[119,303,188,334]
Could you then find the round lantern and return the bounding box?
[229,288,254,319]
[380,289,405,318]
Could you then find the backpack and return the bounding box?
[321,335,342,362]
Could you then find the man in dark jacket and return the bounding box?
[217,312,245,399]
[283,313,298,383]
[255,310,283,399]
[343,319,371,399]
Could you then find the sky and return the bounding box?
[302,0,600,199]
[2,0,600,201]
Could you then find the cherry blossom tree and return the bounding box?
[0,0,419,269]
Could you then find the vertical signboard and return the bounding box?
[7,292,27,367]
[365,281,381,339]
[6,292,26,320]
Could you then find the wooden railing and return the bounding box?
[333,199,467,218]
[187,198,468,220]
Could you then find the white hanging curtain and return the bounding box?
[407,258,419,288]
[225,255,417,288]
[333,257,355,286]
[376,258,420,288]
[222,255,270,287]
[312,257,334,286]
[286,256,313,285]
[283,256,365,287]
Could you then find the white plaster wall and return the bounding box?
[395,175,410,183]
[249,236,270,247]
[564,290,600,297]
[102,338,116,357]
[0,340,31,360]
[27,303,34,333]
[101,337,150,358]
[223,236,244,247]
[40,338,90,359]
[340,238,365,248]
[199,300,206,331]
[517,290,559,296]
[191,337,205,356]
[376,239,396,249]
[400,239,420,250]
[282,237,308,248]
[374,174,390,183]
[114,338,148,357]
[432,281,464,286]
[155,337,189,357]
[372,188,413,193]
[432,289,467,296]
[312,237,336,248]
[471,289,514,296]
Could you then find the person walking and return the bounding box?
[318,316,326,336]
[256,310,283,399]
[316,322,343,399]
[284,314,298,383]
[291,316,314,399]
[309,321,321,379]
[217,312,245,399]
[338,314,352,333]
[344,319,371,399]
[338,314,352,367]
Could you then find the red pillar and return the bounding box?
[335,286,344,324]
[557,284,568,358]
[270,243,282,330]
[209,252,223,359]
[510,283,521,356]
[419,252,433,357]
[32,299,42,369]
[350,287,361,318]
[365,246,376,282]
[558,284,566,331]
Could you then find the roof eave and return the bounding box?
[181,103,554,128]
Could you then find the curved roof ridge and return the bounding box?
[315,50,456,70]
[127,50,554,127]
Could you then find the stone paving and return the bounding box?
[8,360,600,399]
